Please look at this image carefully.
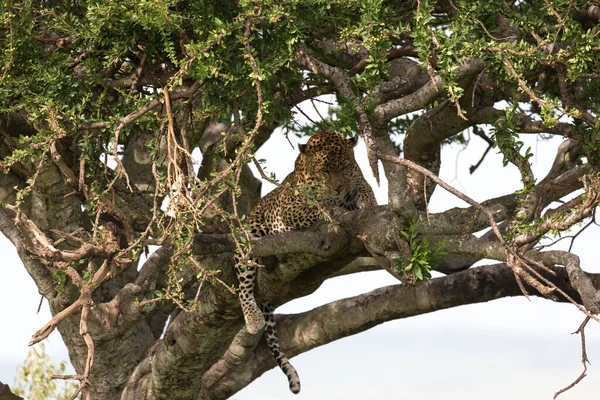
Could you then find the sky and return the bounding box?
[1,119,600,400]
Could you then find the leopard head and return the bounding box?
[296,129,359,195]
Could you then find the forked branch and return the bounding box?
[377,152,600,317]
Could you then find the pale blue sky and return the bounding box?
[1,114,599,399]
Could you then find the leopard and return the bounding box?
[235,129,377,394]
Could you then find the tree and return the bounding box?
[0,0,599,399]
[12,342,78,400]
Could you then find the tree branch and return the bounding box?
[374,58,486,123]
[200,263,600,398]
[0,382,23,400]
[0,207,55,297]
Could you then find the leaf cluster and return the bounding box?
[13,342,78,400]
[394,222,446,282]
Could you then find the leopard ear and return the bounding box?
[298,143,307,153]
[347,136,359,147]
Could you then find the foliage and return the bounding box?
[13,342,78,400]
[394,222,446,282]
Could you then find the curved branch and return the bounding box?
[535,250,600,313]
[374,58,486,123]
[80,81,202,130]
[513,114,578,137]
[200,263,600,398]
[402,100,495,209]
[421,141,588,237]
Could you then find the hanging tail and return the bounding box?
[261,303,301,394]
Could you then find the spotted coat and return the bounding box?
[235,129,377,394]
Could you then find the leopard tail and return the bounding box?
[262,303,301,394]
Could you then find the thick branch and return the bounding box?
[403,99,495,209]
[124,206,402,399]
[374,58,486,123]
[192,228,348,260]
[200,263,600,398]
[0,382,22,400]
[0,207,55,297]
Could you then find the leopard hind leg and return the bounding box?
[234,256,265,334]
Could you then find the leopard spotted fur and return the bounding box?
[235,129,377,393]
